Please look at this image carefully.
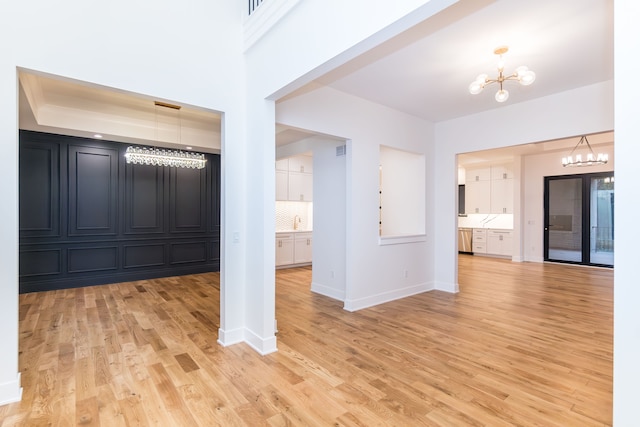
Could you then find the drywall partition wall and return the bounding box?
[522,144,614,263]
[242,96,278,354]
[433,80,614,292]
[310,139,348,301]
[277,86,435,311]
[614,2,640,422]
[1,0,246,403]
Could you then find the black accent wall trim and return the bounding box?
[19,130,220,293]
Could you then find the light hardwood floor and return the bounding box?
[1,255,612,426]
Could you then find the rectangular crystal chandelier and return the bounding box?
[125,146,206,169]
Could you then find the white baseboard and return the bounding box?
[218,327,278,355]
[311,282,345,301]
[434,281,459,293]
[244,328,277,355]
[217,327,244,347]
[0,373,22,406]
[343,282,433,312]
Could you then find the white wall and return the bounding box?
[277,86,436,310]
[613,2,640,423]
[0,0,247,403]
[522,145,614,262]
[310,139,348,301]
[434,80,614,291]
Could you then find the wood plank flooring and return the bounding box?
[1,255,612,425]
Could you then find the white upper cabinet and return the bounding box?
[276,158,289,172]
[276,155,313,202]
[465,180,491,214]
[466,167,491,182]
[276,170,289,201]
[288,172,313,201]
[490,163,514,180]
[464,163,514,215]
[287,155,313,174]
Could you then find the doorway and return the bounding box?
[544,172,614,267]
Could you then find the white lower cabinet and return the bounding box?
[275,234,294,266]
[276,232,312,267]
[294,233,313,264]
[473,228,513,257]
[472,228,487,254]
[487,230,513,257]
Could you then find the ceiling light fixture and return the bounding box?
[125,146,206,169]
[561,135,608,167]
[124,101,207,169]
[469,46,536,103]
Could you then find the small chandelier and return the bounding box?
[469,46,536,103]
[125,146,206,169]
[561,135,608,167]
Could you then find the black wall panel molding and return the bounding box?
[68,144,119,236]
[68,246,118,273]
[19,130,220,293]
[125,164,165,234]
[123,243,166,269]
[170,241,207,265]
[170,167,207,233]
[19,249,62,277]
[19,140,60,237]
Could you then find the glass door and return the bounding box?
[544,173,614,267]
[546,177,583,263]
[590,175,614,265]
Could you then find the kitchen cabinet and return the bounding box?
[276,158,289,171]
[473,228,513,257]
[276,231,312,267]
[490,178,514,214]
[466,180,491,214]
[487,229,513,256]
[464,163,514,214]
[288,155,313,174]
[490,163,514,180]
[276,233,294,266]
[288,172,313,201]
[294,232,313,263]
[276,170,288,201]
[466,167,491,182]
[472,228,487,254]
[276,155,313,202]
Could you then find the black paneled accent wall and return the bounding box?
[19,130,220,293]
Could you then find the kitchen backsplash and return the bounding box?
[458,213,513,229]
[276,201,313,231]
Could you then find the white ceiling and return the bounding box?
[19,72,222,153]
[313,0,613,122]
[18,0,614,159]
[279,0,614,162]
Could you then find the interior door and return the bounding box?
[544,173,614,267]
